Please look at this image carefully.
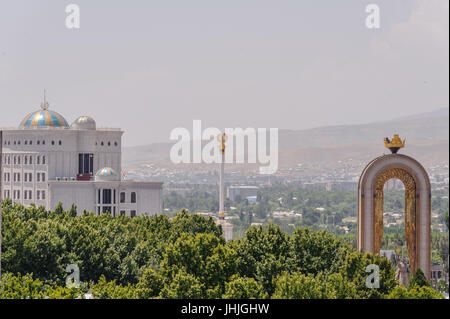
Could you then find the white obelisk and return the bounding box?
[216,132,233,240]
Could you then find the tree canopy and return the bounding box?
[0,200,444,299]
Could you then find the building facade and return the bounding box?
[1,98,163,217]
[227,185,258,202]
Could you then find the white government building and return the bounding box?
[1,97,163,217]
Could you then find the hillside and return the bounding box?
[122,108,449,170]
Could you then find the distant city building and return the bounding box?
[164,187,192,196]
[301,182,327,190]
[251,222,263,227]
[246,195,257,204]
[384,178,404,190]
[227,185,258,202]
[430,264,448,289]
[1,96,163,217]
[325,181,358,192]
[272,211,294,219]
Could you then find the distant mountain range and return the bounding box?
[277,107,449,150]
[123,108,449,170]
[392,107,449,121]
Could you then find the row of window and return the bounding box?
[96,141,118,147]
[3,155,47,165]
[3,172,46,183]
[4,140,119,147]
[98,189,116,205]
[4,140,62,146]
[120,192,136,203]
[97,190,137,205]
[121,210,136,218]
[3,189,46,200]
[96,206,136,218]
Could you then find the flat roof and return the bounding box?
[48,180,163,188]
[1,127,123,132]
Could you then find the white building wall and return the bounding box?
[136,187,163,215]
[49,182,96,214]
[117,183,163,216]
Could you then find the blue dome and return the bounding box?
[20,102,69,128]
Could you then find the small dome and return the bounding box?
[20,100,69,129]
[95,167,118,181]
[96,167,116,176]
[71,116,96,130]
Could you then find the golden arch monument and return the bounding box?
[357,135,431,279]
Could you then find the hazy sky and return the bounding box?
[0,0,448,146]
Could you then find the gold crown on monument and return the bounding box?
[384,134,405,154]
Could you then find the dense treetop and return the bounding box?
[0,200,444,299]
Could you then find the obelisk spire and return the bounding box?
[217,132,227,220]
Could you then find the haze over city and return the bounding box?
[0,0,448,146]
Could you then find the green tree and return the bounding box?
[386,285,444,299]
[160,233,238,298]
[272,272,330,299]
[291,227,351,275]
[222,275,268,299]
[170,210,223,240]
[159,270,204,299]
[408,268,430,288]
[0,273,84,299]
[135,268,164,299]
[340,251,397,298]
[45,285,84,299]
[444,210,449,231]
[89,275,136,299]
[233,225,292,296]
[0,273,47,299]
[272,271,358,299]
[326,272,359,299]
